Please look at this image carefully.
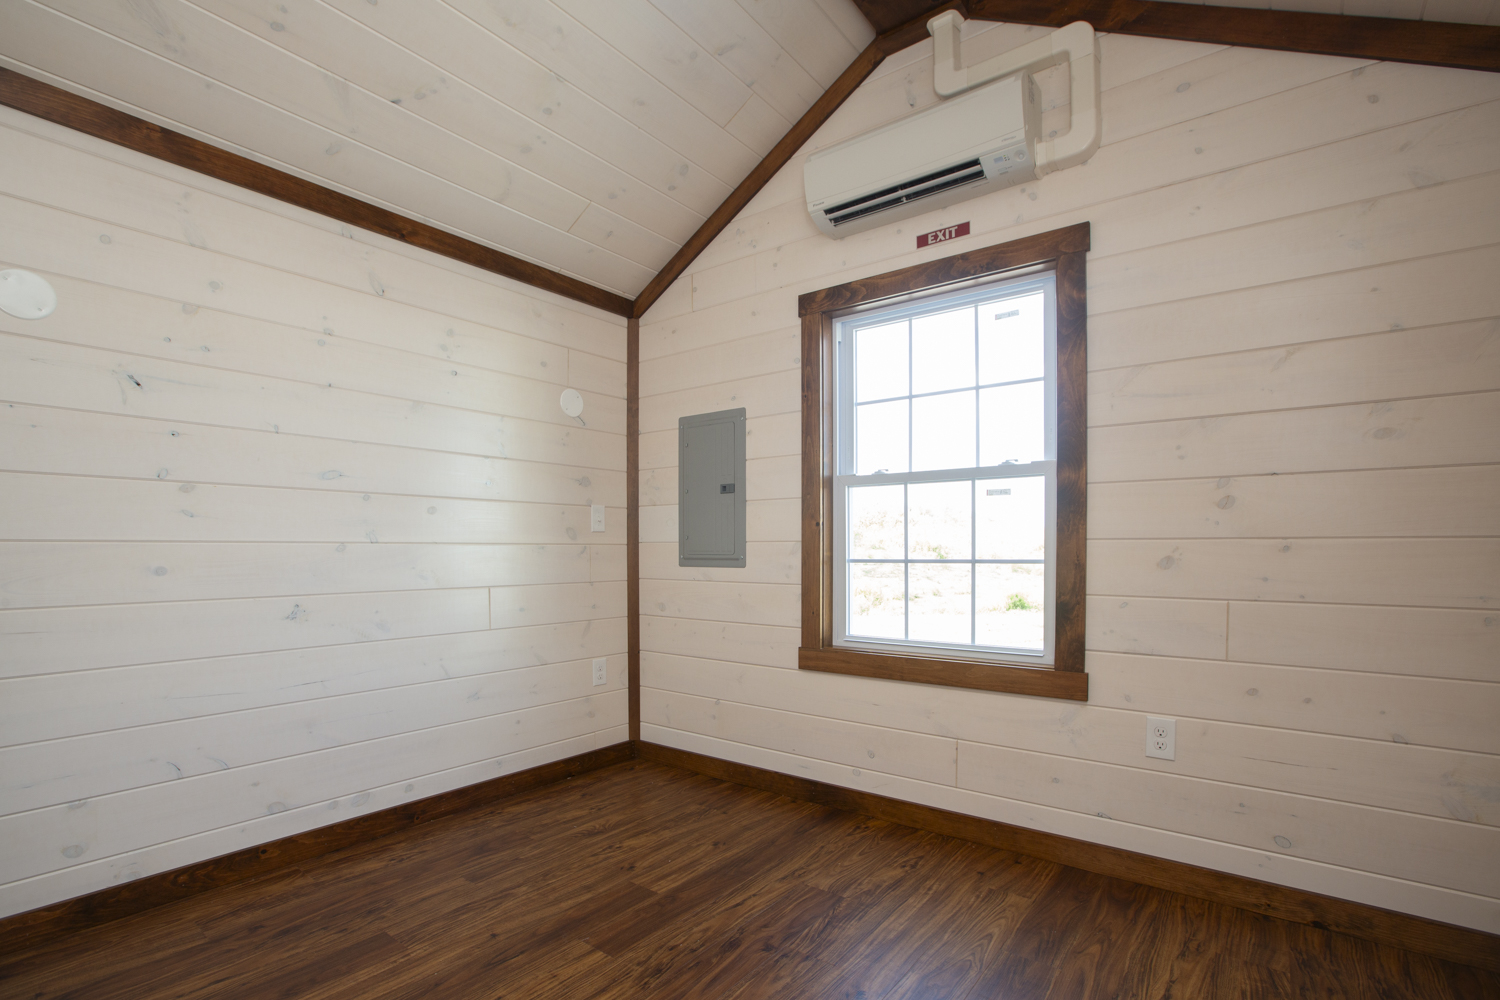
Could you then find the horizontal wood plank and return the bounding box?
[0,332,624,471]
[1090,466,1500,539]
[1227,602,1500,681]
[0,620,627,737]
[641,688,959,786]
[1089,537,1499,608]
[0,540,604,609]
[1090,391,1500,482]
[0,473,625,545]
[1088,651,1500,754]
[1085,595,1227,659]
[640,617,801,670]
[2,659,627,813]
[0,403,626,508]
[0,587,491,678]
[1089,320,1500,428]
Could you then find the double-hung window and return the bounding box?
[833,273,1057,663]
[799,224,1089,701]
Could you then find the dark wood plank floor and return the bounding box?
[3,760,1496,1000]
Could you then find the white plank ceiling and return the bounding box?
[0,0,875,299]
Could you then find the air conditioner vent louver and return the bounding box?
[822,159,986,228]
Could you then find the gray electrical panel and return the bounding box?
[679,407,746,567]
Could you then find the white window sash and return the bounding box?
[831,271,1058,665]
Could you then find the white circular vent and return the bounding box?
[0,269,58,320]
[559,388,584,418]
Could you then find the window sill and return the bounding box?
[799,646,1087,701]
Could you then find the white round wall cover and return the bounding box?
[0,269,58,320]
[559,388,585,418]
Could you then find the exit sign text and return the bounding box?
[917,221,969,248]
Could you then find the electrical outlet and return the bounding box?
[590,504,605,532]
[1146,717,1176,760]
[591,658,607,686]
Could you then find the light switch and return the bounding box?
[590,504,605,532]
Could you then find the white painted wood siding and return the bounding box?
[638,26,1500,933]
[0,105,628,919]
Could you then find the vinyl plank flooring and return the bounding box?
[2,760,1494,1000]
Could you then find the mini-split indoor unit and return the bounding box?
[804,17,1100,239]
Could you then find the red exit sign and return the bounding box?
[917,221,969,248]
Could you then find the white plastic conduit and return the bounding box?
[927,13,1101,177]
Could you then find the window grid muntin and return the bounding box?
[833,272,1057,663]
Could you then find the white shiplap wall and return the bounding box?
[637,24,1500,931]
[0,104,628,919]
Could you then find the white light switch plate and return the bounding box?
[592,658,607,686]
[590,504,605,532]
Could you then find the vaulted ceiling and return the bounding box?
[2,0,1493,307]
[0,0,874,300]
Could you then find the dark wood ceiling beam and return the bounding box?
[0,68,635,318]
[629,2,969,319]
[967,0,1500,72]
[852,1,970,34]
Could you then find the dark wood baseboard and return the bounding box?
[8,737,1493,974]
[636,740,1500,974]
[0,741,635,954]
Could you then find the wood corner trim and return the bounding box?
[636,740,1500,975]
[799,646,1089,699]
[0,67,634,318]
[853,1,972,36]
[967,0,1500,73]
[0,742,635,954]
[626,317,641,742]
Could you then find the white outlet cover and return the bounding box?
[1146,716,1176,761]
[0,269,57,320]
[591,657,607,686]
[590,504,605,532]
[559,388,584,418]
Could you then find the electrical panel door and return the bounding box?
[678,408,746,567]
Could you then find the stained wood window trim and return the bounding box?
[799,222,1090,702]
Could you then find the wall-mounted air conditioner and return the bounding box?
[804,18,1099,240]
[804,74,1039,239]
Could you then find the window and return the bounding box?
[834,273,1057,661]
[799,224,1089,700]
